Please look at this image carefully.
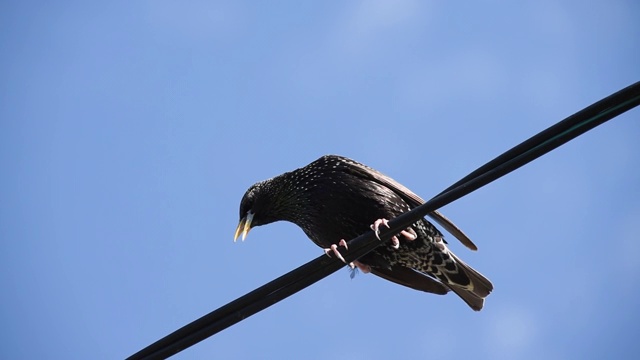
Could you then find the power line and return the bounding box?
[127,81,640,360]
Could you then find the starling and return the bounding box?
[234,155,493,310]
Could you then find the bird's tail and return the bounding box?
[437,251,493,311]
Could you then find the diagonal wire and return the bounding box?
[127,81,640,360]
[438,84,640,197]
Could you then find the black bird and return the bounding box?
[234,155,493,310]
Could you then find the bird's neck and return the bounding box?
[265,174,316,228]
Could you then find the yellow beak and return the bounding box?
[234,211,254,242]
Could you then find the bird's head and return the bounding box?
[234,179,285,242]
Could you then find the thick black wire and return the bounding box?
[127,81,640,360]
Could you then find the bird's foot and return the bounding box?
[401,227,417,241]
[370,219,395,245]
[370,218,417,249]
[324,240,372,274]
[324,239,349,263]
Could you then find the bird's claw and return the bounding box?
[370,218,400,248]
[324,239,349,263]
[370,218,417,249]
[400,228,417,241]
[370,218,390,240]
[370,218,399,248]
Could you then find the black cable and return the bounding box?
[127,81,640,360]
[439,83,640,196]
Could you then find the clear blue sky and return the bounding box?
[1,1,639,359]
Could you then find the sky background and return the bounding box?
[1,1,639,359]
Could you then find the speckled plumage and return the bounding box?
[236,155,493,310]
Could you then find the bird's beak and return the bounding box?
[234,211,254,242]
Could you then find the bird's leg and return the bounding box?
[323,239,349,263]
[370,218,417,249]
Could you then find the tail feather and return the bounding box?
[449,286,485,311]
[446,252,493,310]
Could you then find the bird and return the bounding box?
[234,154,493,311]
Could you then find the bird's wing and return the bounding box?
[339,156,478,251]
[427,210,478,251]
[370,265,450,295]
